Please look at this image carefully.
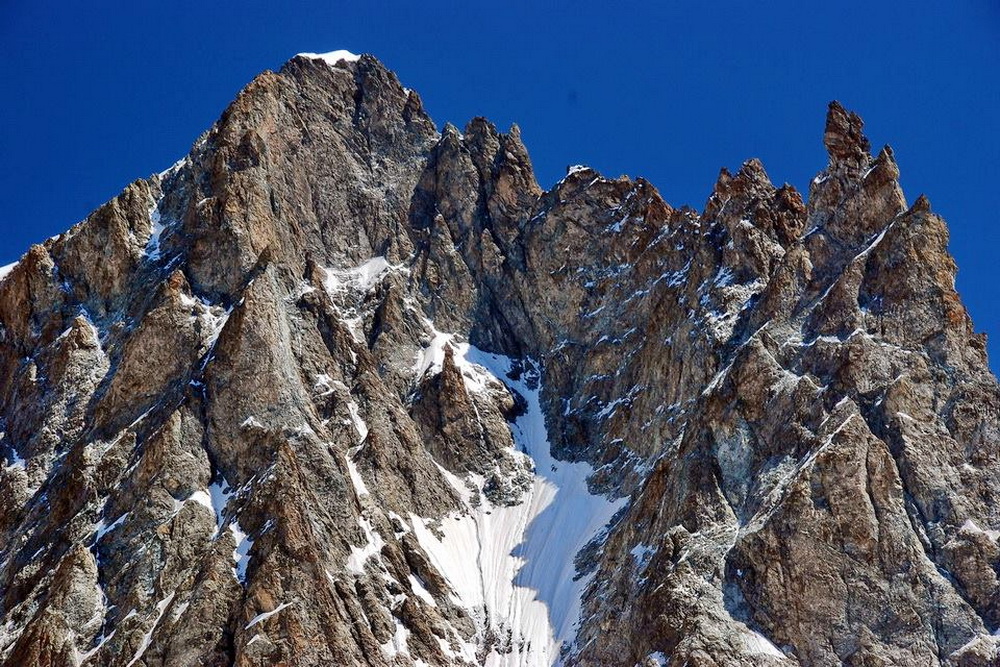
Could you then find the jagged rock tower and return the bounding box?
[1,51,998,666]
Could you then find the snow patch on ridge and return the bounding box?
[346,401,368,441]
[346,517,384,575]
[208,476,254,584]
[231,521,253,582]
[3,441,25,471]
[381,617,412,659]
[412,320,502,394]
[742,629,785,658]
[145,209,166,260]
[124,592,176,667]
[409,348,626,665]
[0,262,18,283]
[345,455,370,497]
[321,256,408,342]
[245,601,295,629]
[324,257,395,294]
[208,478,233,537]
[297,50,361,66]
[187,490,213,512]
[343,399,371,498]
[94,512,129,542]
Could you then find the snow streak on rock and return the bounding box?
[411,346,625,665]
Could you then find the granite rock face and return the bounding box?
[1,53,998,666]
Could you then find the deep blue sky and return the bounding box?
[2,2,998,369]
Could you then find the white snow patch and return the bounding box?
[630,543,656,565]
[324,257,395,294]
[657,261,691,289]
[0,262,17,283]
[208,479,233,537]
[186,490,213,512]
[644,652,669,666]
[79,629,117,662]
[94,512,129,542]
[145,208,166,259]
[856,223,892,260]
[438,634,474,661]
[313,373,336,397]
[321,256,408,342]
[596,396,627,420]
[413,328,455,379]
[4,444,25,470]
[124,592,176,667]
[713,266,735,287]
[347,401,368,441]
[607,216,629,233]
[169,600,190,624]
[960,519,1000,542]
[952,632,1000,657]
[702,359,735,397]
[345,454,370,497]
[240,416,264,429]
[231,521,253,582]
[346,516,385,575]
[157,156,187,179]
[409,348,626,665]
[246,601,295,629]
[412,321,500,394]
[409,574,437,607]
[199,299,232,348]
[742,629,785,658]
[297,50,361,66]
[381,617,411,658]
[567,165,589,175]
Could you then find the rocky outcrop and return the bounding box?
[0,52,997,666]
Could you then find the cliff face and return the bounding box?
[0,52,998,666]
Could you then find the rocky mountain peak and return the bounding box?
[0,53,998,666]
[823,99,872,171]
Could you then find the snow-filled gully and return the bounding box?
[408,346,626,666]
[318,262,623,664]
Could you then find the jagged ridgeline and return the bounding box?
[0,50,998,667]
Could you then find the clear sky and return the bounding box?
[2,1,998,369]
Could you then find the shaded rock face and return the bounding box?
[0,54,997,667]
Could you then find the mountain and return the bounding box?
[1,50,998,667]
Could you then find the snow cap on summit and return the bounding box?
[295,50,361,66]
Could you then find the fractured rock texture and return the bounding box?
[0,54,997,666]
